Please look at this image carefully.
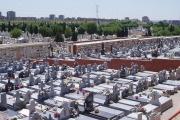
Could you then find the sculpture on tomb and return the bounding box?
[84,92,94,112]
[101,42,105,55]
[120,63,126,77]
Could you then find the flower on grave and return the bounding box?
[94,108,99,113]
[71,109,78,117]
[20,83,24,88]
[45,105,50,110]
[10,77,13,80]
[11,116,17,120]
[70,87,75,93]
[77,89,80,94]
[75,101,79,106]
[91,83,95,87]
[53,107,57,111]
[146,81,149,84]
[139,93,142,97]
[82,90,86,95]
[148,87,153,92]
[106,80,110,83]
[104,68,106,70]
[152,82,156,86]
[54,100,58,104]
[117,95,121,99]
[54,111,59,118]
[86,93,89,96]
[162,90,167,94]
[109,100,114,104]
[137,107,147,114]
[135,96,139,99]
[67,77,70,80]
[4,77,7,80]
[147,99,150,104]
[114,78,118,81]
[147,94,150,98]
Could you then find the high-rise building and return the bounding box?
[0,12,1,19]
[49,14,55,20]
[142,16,150,22]
[7,11,16,20]
[59,15,64,20]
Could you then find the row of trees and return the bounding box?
[143,21,180,36]
[1,20,139,42]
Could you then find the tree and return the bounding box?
[54,32,64,42]
[50,24,63,36]
[39,26,52,37]
[78,26,86,34]
[64,26,72,38]
[148,28,152,36]
[30,24,33,35]
[34,26,38,34]
[72,31,78,41]
[86,22,97,40]
[124,27,128,37]
[8,21,11,32]
[10,28,22,38]
[103,27,113,37]
[97,25,103,36]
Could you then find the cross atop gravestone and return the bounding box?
[38,81,45,91]
[26,99,38,114]
[149,91,161,106]
[14,91,22,102]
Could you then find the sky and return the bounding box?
[1,0,180,20]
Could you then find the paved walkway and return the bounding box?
[161,90,180,120]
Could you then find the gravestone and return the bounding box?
[81,65,86,74]
[149,91,161,106]
[29,112,41,120]
[87,64,91,72]
[23,91,31,104]
[26,99,38,114]
[0,93,7,110]
[14,91,22,102]
[39,81,45,91]
[176,67,180,80]
[141,65,145,72]
[84,92,94,112]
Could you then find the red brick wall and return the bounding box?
[31,58,180,72]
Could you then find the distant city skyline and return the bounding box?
[1,0,180,20]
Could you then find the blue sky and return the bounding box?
[1,0,180,20]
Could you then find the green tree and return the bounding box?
[34,26,38,34]
[97,25,103,36]
[39,26,52,37]
[148,28,152,36]
[75,22,80,28]
[30,24,33,35]
[54,32,64,42]
[86,22,97,40]
[103,27,113,37]
[124,27,128,37]
[64,26,72,38]
[72,31,78,41]
[10,28,22,38]
[78,25,86,34]
[8,21,11,32]
[50,24,63,36]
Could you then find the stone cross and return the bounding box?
[26,99,38,114]
[38,81,45,91]
[149,91,161,106]
[14,91,22,102]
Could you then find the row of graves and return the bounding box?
[62,38,180,61]
[0,58,180,120]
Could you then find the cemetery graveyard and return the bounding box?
[0,57,180,120]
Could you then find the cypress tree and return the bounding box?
[3,23,6,31]
[148,28,152,36]
[124,27,128,37]
[72,31,77,41]
[54,32,64,42]
[30,24,33,35]
[1,23,3,32]
[34,26,38,34]
[8,21,11,32]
